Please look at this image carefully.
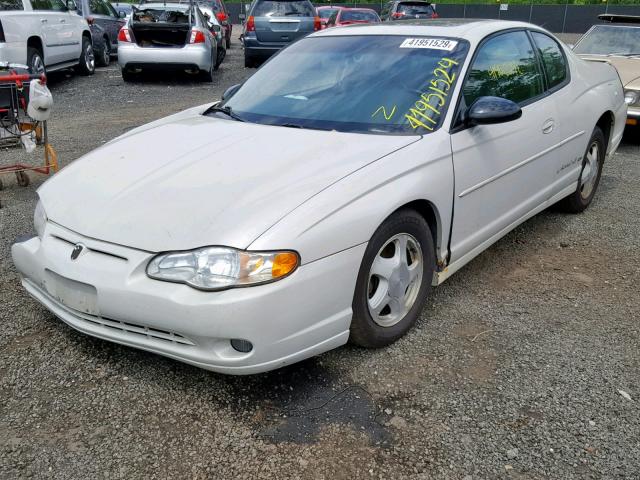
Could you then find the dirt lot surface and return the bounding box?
[1,40,639,479]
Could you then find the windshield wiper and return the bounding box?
[281,123,332,131]
[204,105,245,122]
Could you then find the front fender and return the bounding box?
[249,132,454,266]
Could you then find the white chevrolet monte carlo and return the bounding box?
[13,20,625,374]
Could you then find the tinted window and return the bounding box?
[397,2,434,15]
[318,7,338,19]
[90,0,111,15]
[531,32,567,90]
[31,0,53,10]
[49,0,67,10]
[463,31,543,106]
[224,35,469,135]
[253,0,315,18]
[0,0,24,10]
[341,10,379,22]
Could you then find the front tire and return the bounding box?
[76,36,95,75]
[557,126,605,213]
[350,209,435,348]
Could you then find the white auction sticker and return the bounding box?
[399,38,458,51]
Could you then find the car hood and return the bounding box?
[39,110,417,253]
[578,55,640,87]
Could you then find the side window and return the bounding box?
[49,0,67,11]
[463,31,544,107]
[89,0,109,15]
[31,0,53,10]
[327,10,338,25]
[531,32,568,90]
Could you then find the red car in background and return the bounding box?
[316,5,343,29]
[325,7,381,28]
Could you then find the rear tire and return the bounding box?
[27,47,45,75]
[226,34,231,49]
[556,126,605,213]
[244,54,257,68]
[214,48,225,70]
[200,60,214,82]
[97,38,110,67]
[122,69,136,82]
[76,36,95,75]
[350,209,435,348]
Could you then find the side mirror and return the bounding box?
[465,96,522,126]
[222,83,241,101]
[119,10,126,18]
[238,13,246,20]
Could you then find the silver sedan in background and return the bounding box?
[117,2,218,81]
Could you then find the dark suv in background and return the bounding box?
[76,0,126,66]
[381,0,438,20]
[241,0,319,68]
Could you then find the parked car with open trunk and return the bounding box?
[117,2,218,81]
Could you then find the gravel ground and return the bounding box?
[1,35,639,479]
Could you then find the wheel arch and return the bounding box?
[82,30,92,42]
[27,36,44,58]
[595,110,614,155]
[390,199,442,267]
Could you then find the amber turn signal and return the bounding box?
[272,252,299,278]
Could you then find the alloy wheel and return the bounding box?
[367,233,423,327]
[580,141,599,200]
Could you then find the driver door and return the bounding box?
[449,30,561,263]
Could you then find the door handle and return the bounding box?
[60,19,66,23]
[542,119,555,134]
[41,18,48,23]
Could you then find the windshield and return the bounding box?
[341,10,379,22]
[253,0,315,17]
[222,35,468,135]
[398,2,434,15]
[318,7,339,19]
[574,25,640,56]
[0,0,23,10]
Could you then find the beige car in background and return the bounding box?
[574,14,640,126]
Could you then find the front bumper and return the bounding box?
[626,106,640,124]
[12,222,365,374]
[117,43,212,71]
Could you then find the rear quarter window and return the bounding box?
[253,0,315,18]
[531,31,568,90]
[0,0,24,10]
[397,2,435,15]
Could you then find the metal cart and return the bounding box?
[0,65,58,192]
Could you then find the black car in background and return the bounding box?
[381,0,438,21]
[76,0,126,66]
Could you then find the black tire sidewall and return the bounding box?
[577,127,605,208]
[27,48,44,75]
[78,37,95,75]
[350,210,435,348]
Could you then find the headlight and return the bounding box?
[146,247,299,291]
[624,89,639,105]
[34,200,47,238]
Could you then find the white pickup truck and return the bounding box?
[0,0,94,75]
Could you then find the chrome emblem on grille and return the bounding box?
[71,244,84,260]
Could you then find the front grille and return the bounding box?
[80,314,195,346]
[50,234,129,262]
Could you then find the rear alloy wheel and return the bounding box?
[76,37,95,75]
[98,39,110,67]
[27,47,45,75]
[350,209,435,348]
[557,126,605,213]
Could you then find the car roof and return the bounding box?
[311,19,541,41]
